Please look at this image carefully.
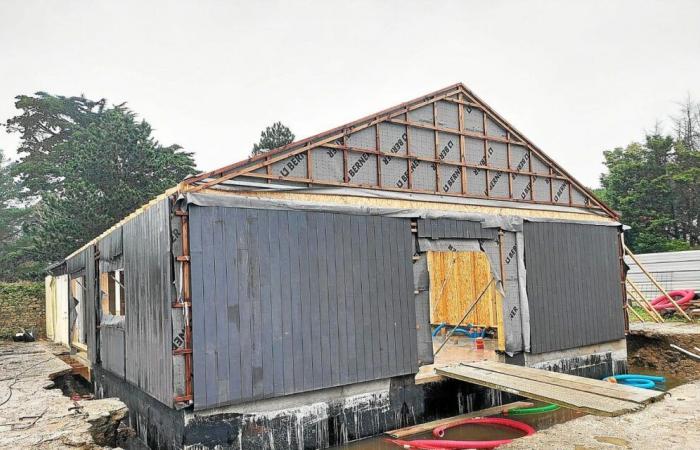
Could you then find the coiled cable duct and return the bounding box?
[386,417,536,449]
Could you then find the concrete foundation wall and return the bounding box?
[181,376,519,450]
[97,364,520,450]
[524,338,628,379]
[94,366,185,449]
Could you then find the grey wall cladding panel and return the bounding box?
[67,247,97,364]
[98,228,124,272]
[123,197,174,406]
[66,248,88,275]
[523,222,625,354]
[416,219,497,240]
[190,207,417,410]
[101,326,125,378]
[98,227,123,261]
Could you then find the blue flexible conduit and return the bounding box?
[603,374,666,390]
[432,323,485,338]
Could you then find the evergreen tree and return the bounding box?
[251,122,295,156]
[2,93,197,274]
[600,131,699,252]
[0,149,39,280]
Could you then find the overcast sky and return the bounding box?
[1,1,699,188]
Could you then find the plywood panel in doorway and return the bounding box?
[427,251,500,327]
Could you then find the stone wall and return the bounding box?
[0,282,45,339]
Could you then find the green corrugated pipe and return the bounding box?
[506,403,560,415]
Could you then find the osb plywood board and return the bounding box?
[427,251,500,327]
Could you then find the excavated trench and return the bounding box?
[333,328,700,450]
[46,372,93,399]
[627,327,700,380]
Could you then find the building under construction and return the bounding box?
[44,83,628,449]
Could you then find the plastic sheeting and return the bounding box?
[201,183,611,217]
[182,191,619,230]
[417,239,481,252]
[184,192,513,231]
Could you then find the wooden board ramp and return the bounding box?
[436,361,666,417]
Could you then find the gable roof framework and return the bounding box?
[183,83,617,219]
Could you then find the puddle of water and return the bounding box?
[331,401,584,449]
[334,366,683,449]
[626,364,686,390]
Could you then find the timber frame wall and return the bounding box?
[182,83,617,219]
[52,82,626,414]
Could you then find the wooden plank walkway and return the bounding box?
[436,361,666,417]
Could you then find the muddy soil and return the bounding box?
[502,379,700,450]
[627,323,700,379]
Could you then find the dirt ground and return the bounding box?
[504,322,700,450]
[0,341,126,450]
[627,322,700,379]
[502,378,700,450]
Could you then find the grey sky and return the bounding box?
[1,0,699,188]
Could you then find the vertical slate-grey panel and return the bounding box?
[85,246,97,365]
[123,198,174,406]
[97,227,123,261]
[67,247,97,364]
[416,219,497,240]
[190,206,416,410]
[101,326,125,378]
[523,222,625,354]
